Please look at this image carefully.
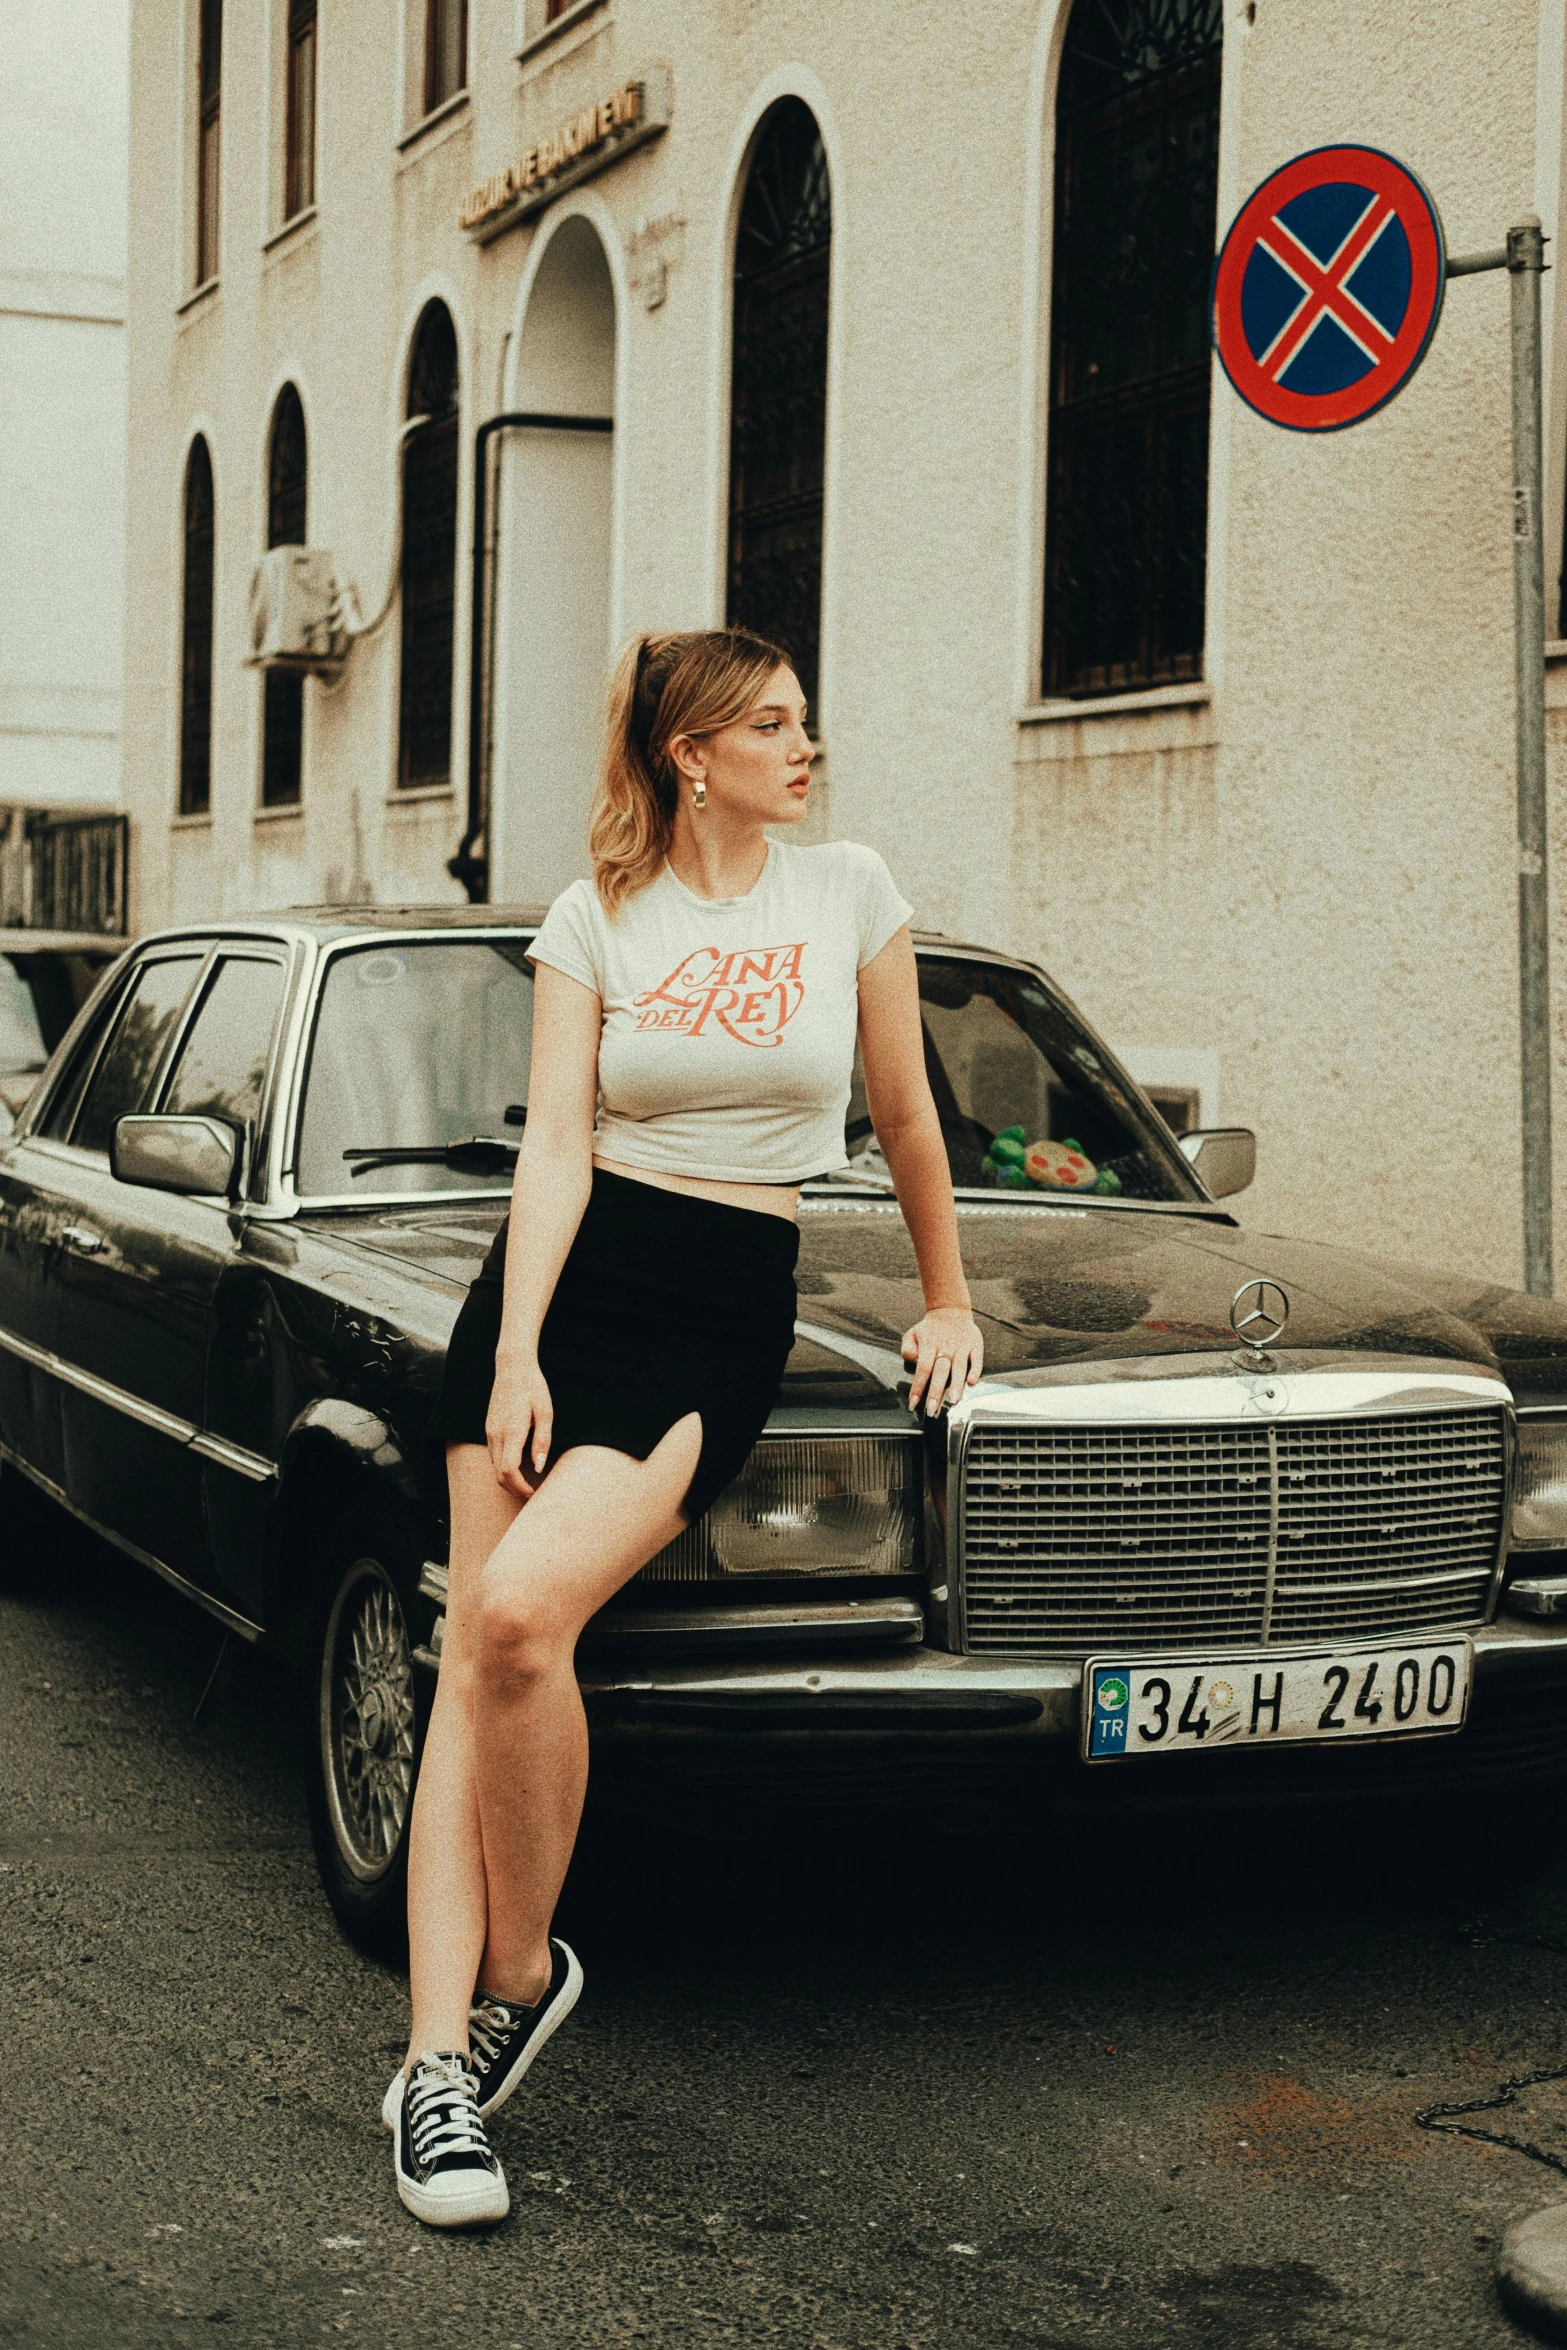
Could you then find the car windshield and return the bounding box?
[839,956,1198,1202]
[293,936,1195,1203]
[296,939,534,1197]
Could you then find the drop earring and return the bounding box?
[693,781,707,810]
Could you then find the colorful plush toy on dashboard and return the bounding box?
[1024,1137,1097,1191]
[983,1125,1033,1187]
[982,1126,1124,1195]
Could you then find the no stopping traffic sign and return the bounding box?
[1212,144,1447,431]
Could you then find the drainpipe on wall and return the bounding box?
[448,410,615,904]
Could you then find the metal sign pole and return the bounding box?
[1448,219,1552,1294]
[1509,218,1553,1296]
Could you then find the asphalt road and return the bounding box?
[6,1492,1567,2350]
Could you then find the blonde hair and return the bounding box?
[589,628,790,915]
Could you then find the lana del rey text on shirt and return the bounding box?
[633,944,807,1047]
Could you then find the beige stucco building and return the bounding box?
[122,0,1567,1289]
[2,0,128,807]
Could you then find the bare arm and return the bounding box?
[486,962,601,1496]
[856,927,983,1416]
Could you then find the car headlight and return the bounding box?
[1513,1416,1567,1547]
[708,1435,921,1575]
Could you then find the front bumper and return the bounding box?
[574,1615,1567,1825]
[580,1613,1567,1738]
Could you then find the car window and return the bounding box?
[67,954,205,1156]
[161,955,287,1134]
[37,965,134,1141]
[841,956,1197,1202]
[0,956,47,1078]
[295,939,534,1195]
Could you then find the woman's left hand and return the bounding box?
[901,1304,984,1418]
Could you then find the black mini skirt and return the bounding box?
[427,1167,800,1524]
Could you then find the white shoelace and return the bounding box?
[468,1998,522,2077]
[406,2053,492,2170]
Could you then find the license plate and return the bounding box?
[1083,1640,1471,1761]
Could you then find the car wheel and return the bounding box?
[301,1519,431,1957]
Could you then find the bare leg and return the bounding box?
[404,1445,521,2060]
[471,1414,702,2001]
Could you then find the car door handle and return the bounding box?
[61,1225,105,1254]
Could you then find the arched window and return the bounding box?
[399,302,460,792]
[179,437,215,818]
[726,99,832,717]
[1042,0,1223,697]
[262,382,308,809]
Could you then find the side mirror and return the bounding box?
[1179,1127,1256,1199]
[111,1113,242,1199]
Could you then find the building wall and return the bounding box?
[123,0,1567,1289]
[0,0,129,806]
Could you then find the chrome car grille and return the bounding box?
[960,1408,1507,1654]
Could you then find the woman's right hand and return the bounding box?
[486,1351,554,1498]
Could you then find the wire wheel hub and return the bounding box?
[320,1558,416,1881]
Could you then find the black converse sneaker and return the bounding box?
[388,2052,509,2228]
[378,1942,584,2135]
[467,1937,584,2115]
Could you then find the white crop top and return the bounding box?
[526,839,913,1184]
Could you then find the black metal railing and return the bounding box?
[0,808,130,935]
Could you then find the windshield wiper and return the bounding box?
[343,1135,520,1176]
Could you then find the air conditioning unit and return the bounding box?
[248,546,349,673]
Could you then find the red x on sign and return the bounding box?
[1253,194,1398,382]
[1212,145,1447,431]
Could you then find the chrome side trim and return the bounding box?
[0,1438,266,1643]
[49,1354,194,1444]
[587,1598,925,1642]
[0,1321,278,1483]
[188,1431,278,1484]
[0,1323,52,1376]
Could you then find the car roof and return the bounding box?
[121,903,1003,957]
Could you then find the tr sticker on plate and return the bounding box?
[1084,1640,1471,1761]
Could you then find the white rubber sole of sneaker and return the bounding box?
[384,2074,510,2229]
[395,2166,510,2229]
[380,1941,585,2130]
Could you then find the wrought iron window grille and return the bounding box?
[399,304,461,793]
[726,99,832,720]
[1042,0,1223,700]
[179,438,215,819]
[263,387,309,811]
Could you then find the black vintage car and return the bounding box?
[4,906,1567,1948]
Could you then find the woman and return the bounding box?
[384,628,983,2227]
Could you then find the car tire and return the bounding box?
[299,1507,433,1959]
